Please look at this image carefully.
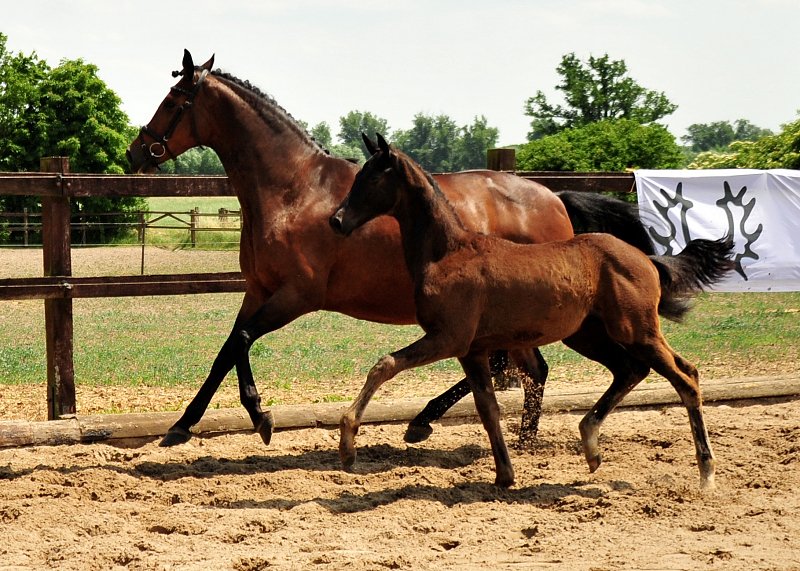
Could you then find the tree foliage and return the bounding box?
[0,33,144,244]
[688,116,800,169]
[157,147,226,175]
[338,111,391,162]
[392,113,499,172]
[682,119,773,153]
[524,53,677,140]
[516,119,683,172]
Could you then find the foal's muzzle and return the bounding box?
[329,209,351,237]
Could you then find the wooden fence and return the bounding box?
[0,156,635,422]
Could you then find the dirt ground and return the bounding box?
[2,395,799,571]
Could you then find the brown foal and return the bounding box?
[330,134,734,489]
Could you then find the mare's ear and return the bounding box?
[376,133,391,156]
[200,54,215,71]
[362,133,380,156]
[182,49,195,75]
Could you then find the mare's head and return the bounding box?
[126,50,215,174]
[329,133,408,237]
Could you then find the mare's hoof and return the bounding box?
[340,450,356,472]
[586,454,602,473]
[495,473,515,488]
[255,411,275,446]
[160,426,193,447]
[403,422,433,443]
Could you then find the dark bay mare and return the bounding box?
[330,134,734,489]
[128,50,659,449]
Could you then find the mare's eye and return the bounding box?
[163,100,177,110]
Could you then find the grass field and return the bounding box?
[2,245,799,418]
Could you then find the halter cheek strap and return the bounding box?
[138,68,209,169]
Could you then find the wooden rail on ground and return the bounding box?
[2,376,798,449]
[0,154,636,423]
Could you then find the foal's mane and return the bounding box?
[210,69,328,153]
[398,153,470,234]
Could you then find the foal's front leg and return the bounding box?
[459,351,514,487]
[339,333,465,470]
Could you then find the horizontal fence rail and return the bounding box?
[0,156,636,421]
[0,171,635,197]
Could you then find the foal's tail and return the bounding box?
[650,237,735,322]
[556,191,656,255]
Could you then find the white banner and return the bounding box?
[635,169,800,292]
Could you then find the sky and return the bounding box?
[3,0,799,147]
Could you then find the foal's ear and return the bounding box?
[200,54,215,71]
[362,132,380,156]
[376,133,391,156]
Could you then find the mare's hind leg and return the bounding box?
[340,333,466,470]
[509,348,549,448]
[404,377,471,444]
[625,336,716,490]
[404,350,528,444]
[459,351,515,487]
[561,317,651,473]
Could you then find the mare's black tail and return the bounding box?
[557,191,734,322]
[556,191,656,255]
[650,237,735,322]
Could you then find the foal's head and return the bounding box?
[126,49,215,174]
[330,133,407,237]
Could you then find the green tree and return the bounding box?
[338,111,390,162]
[524,53,677,140]
[516,118,683,172]
[682,119,773,152]
[157,147,226,175]
[454,116,499,170]
[393,113,460,173]
[0,34,144,244]
[310,121,332,148]
[689,115,800,169]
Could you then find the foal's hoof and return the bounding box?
[159,426,193,447]
[586,454,602,474]
[255,411,275,446]
[403,422,434,443]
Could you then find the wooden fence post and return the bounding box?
[190,207,199,248]
[23,207,29,246]
[40,157,76,419]
[487,148,516,172]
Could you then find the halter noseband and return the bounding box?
[138,68,209,169]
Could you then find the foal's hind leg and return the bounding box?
[459,351,515,487]
[561,317,651,473]
[625,336,716,490]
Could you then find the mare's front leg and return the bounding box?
[161,285,322,447]
[340,333,466,470]
[459,351,514,487]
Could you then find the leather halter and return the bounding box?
[138,68,209,169]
